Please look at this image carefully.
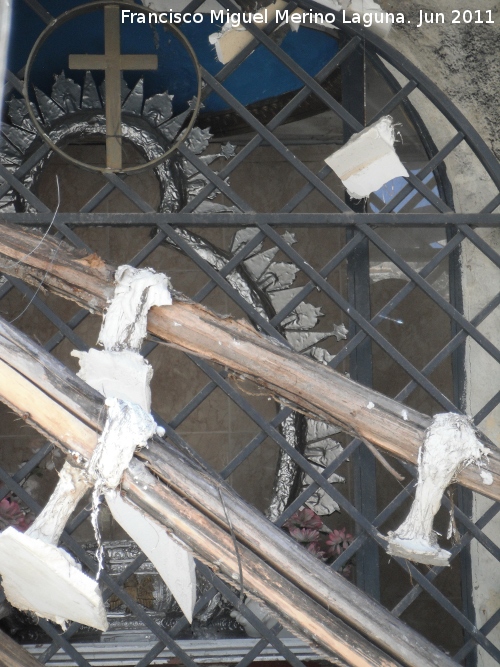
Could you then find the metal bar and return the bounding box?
[6,276,89,350]
[193,230,266,303]
[0,166,91,250]
[0,144,51,201]
[196,563,309,667]
[378,133,465,214]
[474,390,500,426]
[174,37,360,214]
[341,36,379,601]
[3,212,499,225]
[256,222,459,410]
[330,233,467,368]
[200,67,352,213]
[216,0,364,133]
[22,0,53,24]
[104,172,156,213]
[155,221,289,343]
[307,15,500,189]
[369,80,419,124]
[177,142,253,212]
[458,223,500,269]
[0,442,53,503]
[482,193,500,214]
[359,224,500,364]
[270,231,365,327]
[79,180,116,213]
[397,291,500,404]
[366,47,456,212]
[455,607,500,662]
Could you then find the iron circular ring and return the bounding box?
[23,0,203,174]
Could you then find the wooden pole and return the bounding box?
[0,221,497,500]
[0,315,457,667]
[0,629,46,667]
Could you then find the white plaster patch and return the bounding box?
[73,349,153,412]
[106,467,196,622]
[0,528,108,631]
[0,462,108,631]
[386,413,490,566]
[480,469,493,486]
[367,402,375,409]
[99,265,172,351]
[325,116,409,199]
[208,1,303,64]
[402,410,408,421]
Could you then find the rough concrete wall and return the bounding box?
[377,5,500,664]
[381,0,499,158]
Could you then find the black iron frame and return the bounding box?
[0,0,499,665]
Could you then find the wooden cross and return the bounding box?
[69,4,158,170]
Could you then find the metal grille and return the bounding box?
[0,1,499,665]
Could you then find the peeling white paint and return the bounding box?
[387,413,490,566]
[325,116,409,199]
[99,265,172,351]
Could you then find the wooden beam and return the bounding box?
[0,221,497,500]
[0,314,457,667]
[0,629,46,667]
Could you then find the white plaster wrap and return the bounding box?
[325,116,408,199]
[99,265,172,351]
[386,413,490,566]
[74,348,153,412]
[75,264,196,621]
[89,398,156,491]
[0,462,108,631]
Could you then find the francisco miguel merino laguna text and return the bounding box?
[120,8,407,29]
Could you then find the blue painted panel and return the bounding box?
[9,1,338,114]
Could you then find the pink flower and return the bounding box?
[289,527,320,544]
[0,496,32,532]
[283,508,323,531]
[326,528,353,557]
[306,542,326,559]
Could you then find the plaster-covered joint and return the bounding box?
[75,264,197,621]
[99,265,172,352]
[386,413,490,566]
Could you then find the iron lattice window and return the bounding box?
[0,1,499,666]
